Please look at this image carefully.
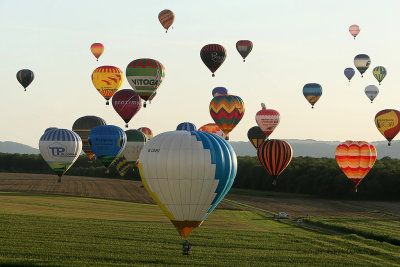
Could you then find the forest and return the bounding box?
[0,153,399,200]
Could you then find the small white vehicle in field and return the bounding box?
[277,212,290,219]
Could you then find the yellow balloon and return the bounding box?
[92,66,124,105]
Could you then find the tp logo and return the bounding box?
[48,142,67,157]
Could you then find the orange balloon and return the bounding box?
[158,9,175,32]
[335,141,376,192]
[90,43,104,61]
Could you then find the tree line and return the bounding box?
[0,153,399,200]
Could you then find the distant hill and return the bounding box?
[1,140,399,159]
[230,140,400,159]
[0,141,39,154]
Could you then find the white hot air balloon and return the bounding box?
[39,129,82,182]
[123,129,147,165]
[365,85,379,103]
[138,131,237,240]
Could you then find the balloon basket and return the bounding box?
[212,73,215,77]
[144,102,147,108]
[125,124,128,128]
[106,101,109,105]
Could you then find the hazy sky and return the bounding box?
[1,0,400,148]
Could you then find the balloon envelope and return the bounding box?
[255,103,280,139]
[72,116,107,159]
[354,54,371,77]
[158,9,175,32]
[236,40,253,62]
[349,25,360,39]
[303,83,322,108]
[113,154,132,177]
[44,127,58,133]
[16,69,34,91]
[372,66,387,85]
[257,139,293,185]
[126,59,165,102]
[112,89,142,128]
[198,123,228,140]
[200,44,226,77]
[90,43,104,61]
[335,141,376,191]
[365,85,379,103]
[138,127,153,140]
[123,129,147,163]
[209,95,245,135]
[247,126,266,149]
[88,125,126,167]
[212,87,228,97]
[176,122,197,131]
[138,131,237,238]
[39,129,82,181]
[92,66,124,105]
[375,109,400,145]
[344,68,355,82]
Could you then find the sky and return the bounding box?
[1,0,400,148]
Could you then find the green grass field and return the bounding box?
[0,192,399,266]
[304,217,400,246]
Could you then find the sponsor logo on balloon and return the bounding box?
[131,79,159,86]
[148,148,160,152]
[211,52,225,63]
[47,143,76,157]
[113,100,141,105]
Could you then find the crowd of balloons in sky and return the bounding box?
[14,14,400,240]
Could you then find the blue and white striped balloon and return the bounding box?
[176,122,197,131]
[138,131,237,238]
[39,129,82,182]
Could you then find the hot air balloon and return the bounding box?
[88,125,126,169]
[158,9,175,33]
[138,127,153,140]
[247,126,266,149]
[212,87,228,97]
[112,89,142,128]
[255,103,280,139]
[16,69,34,91]
[126,58,165,107]
[200,44,226,77]
[335,141,376,192]
[257,139,293,185]
[365,85,379,103]
[349,25,360,39]
[375,109,400,146]
[72,116,106,160]
[176,122,197,131]
[113,154,132,177]
[209,95,245,136]
[138,131,237,240]
[354,54,371,77]
[39,129,82,182]
[198,123,228,140]
[236,40,253,62]
[372,66,387,85]
[44,127,57,133]
[303,83,322,108]
[123,129,147,165]
[344,68,355,84]
[92,66,124,105]
[90,43,104,61]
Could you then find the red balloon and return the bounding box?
[112,89,142,128]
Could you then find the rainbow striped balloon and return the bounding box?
[209,95,245,136]
[335,141,377,192]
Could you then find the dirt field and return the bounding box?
[0,172,399,217]
[226,193,400,218]
[0,173,236,209]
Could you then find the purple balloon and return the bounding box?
[212,87,228,97]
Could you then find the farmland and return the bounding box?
[0,173,399,266]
